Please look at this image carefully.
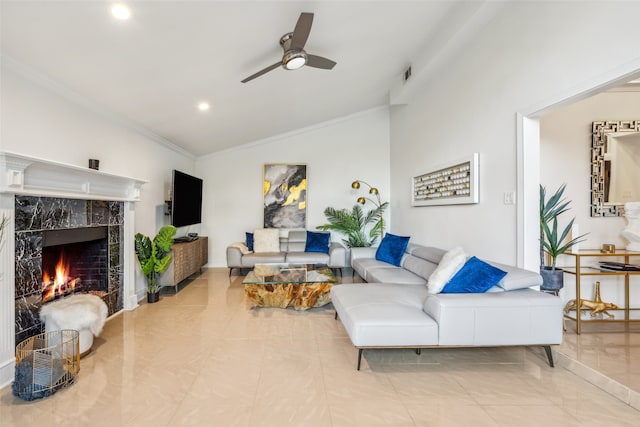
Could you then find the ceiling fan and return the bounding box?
[241,12,337,83]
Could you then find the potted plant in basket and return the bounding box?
[539,184,587,291]
[134,225,177,303]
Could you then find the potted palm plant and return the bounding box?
[317,203,388,248]
[134,225,177,303]
[539,184,587,291]
[317,179,389,248]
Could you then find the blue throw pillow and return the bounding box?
[441,256,507,293]
[245,232,254,251]
[305,231,330,254]
[375,233,410,267]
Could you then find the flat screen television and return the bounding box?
[171,170,203,228]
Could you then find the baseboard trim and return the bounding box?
[0,357,15,389]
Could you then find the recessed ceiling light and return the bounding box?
[111,4,131,20]
[197,102,210,112]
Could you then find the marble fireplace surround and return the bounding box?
[14,196,123,346]
[0,152,147,387]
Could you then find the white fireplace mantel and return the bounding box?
[0,151,147,201]
[0,151,147,388]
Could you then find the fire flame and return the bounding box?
[42,253,77,303]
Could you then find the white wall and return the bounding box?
[0,65,197,295]
[196,107,390,266]
[540,91,640,251]
[390,2,640,266]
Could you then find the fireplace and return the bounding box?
[0,151,146,387]
[14,196,124,345]
[41,226,109,303]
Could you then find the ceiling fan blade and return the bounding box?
[306,54,336,70]
[290,12,313,50]
[241,62,281,83]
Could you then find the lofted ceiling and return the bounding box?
[1,1,487,157]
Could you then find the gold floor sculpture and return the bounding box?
[564,281,619,318]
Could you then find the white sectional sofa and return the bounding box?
[331,244,564,369]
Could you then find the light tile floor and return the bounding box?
[1,268,639,426]
[557,317,640,410]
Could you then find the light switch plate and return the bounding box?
[503,191,516,205]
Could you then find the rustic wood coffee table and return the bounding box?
[243,263,337,310]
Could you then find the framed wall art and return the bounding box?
[412,153,479,206]
[263,164,307,228]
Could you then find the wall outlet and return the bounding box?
[503,191,516,205]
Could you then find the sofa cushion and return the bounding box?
[441,257,507,294]
[367,267,427,285]
[285,251,329,264]
[285,230,306,252]
[331,283,437,347]
[305,231,330,254]
[253,228,280,253]
[490,262,543,290]
[245,232,254,251]
[427,247,467,294]
[402,254,438,282]
[407,245,446,264]
[333,283,429,309]
[241,252,286,266]
[352,258,398,282]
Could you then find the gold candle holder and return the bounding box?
[601,244,616,253]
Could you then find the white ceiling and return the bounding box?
[1,1,485,157]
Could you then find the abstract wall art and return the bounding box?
[263,164,307,228]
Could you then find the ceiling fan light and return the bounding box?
[286,57,305,70]
[283,51,307,70]
[111,4,131,20]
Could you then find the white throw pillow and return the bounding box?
[427,247,468,294]
[253,228,280,253]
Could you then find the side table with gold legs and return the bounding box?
[563,250,640,334]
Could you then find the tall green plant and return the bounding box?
[539,184,587,270]
[317,203,388,248]
[134,225,177,293]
